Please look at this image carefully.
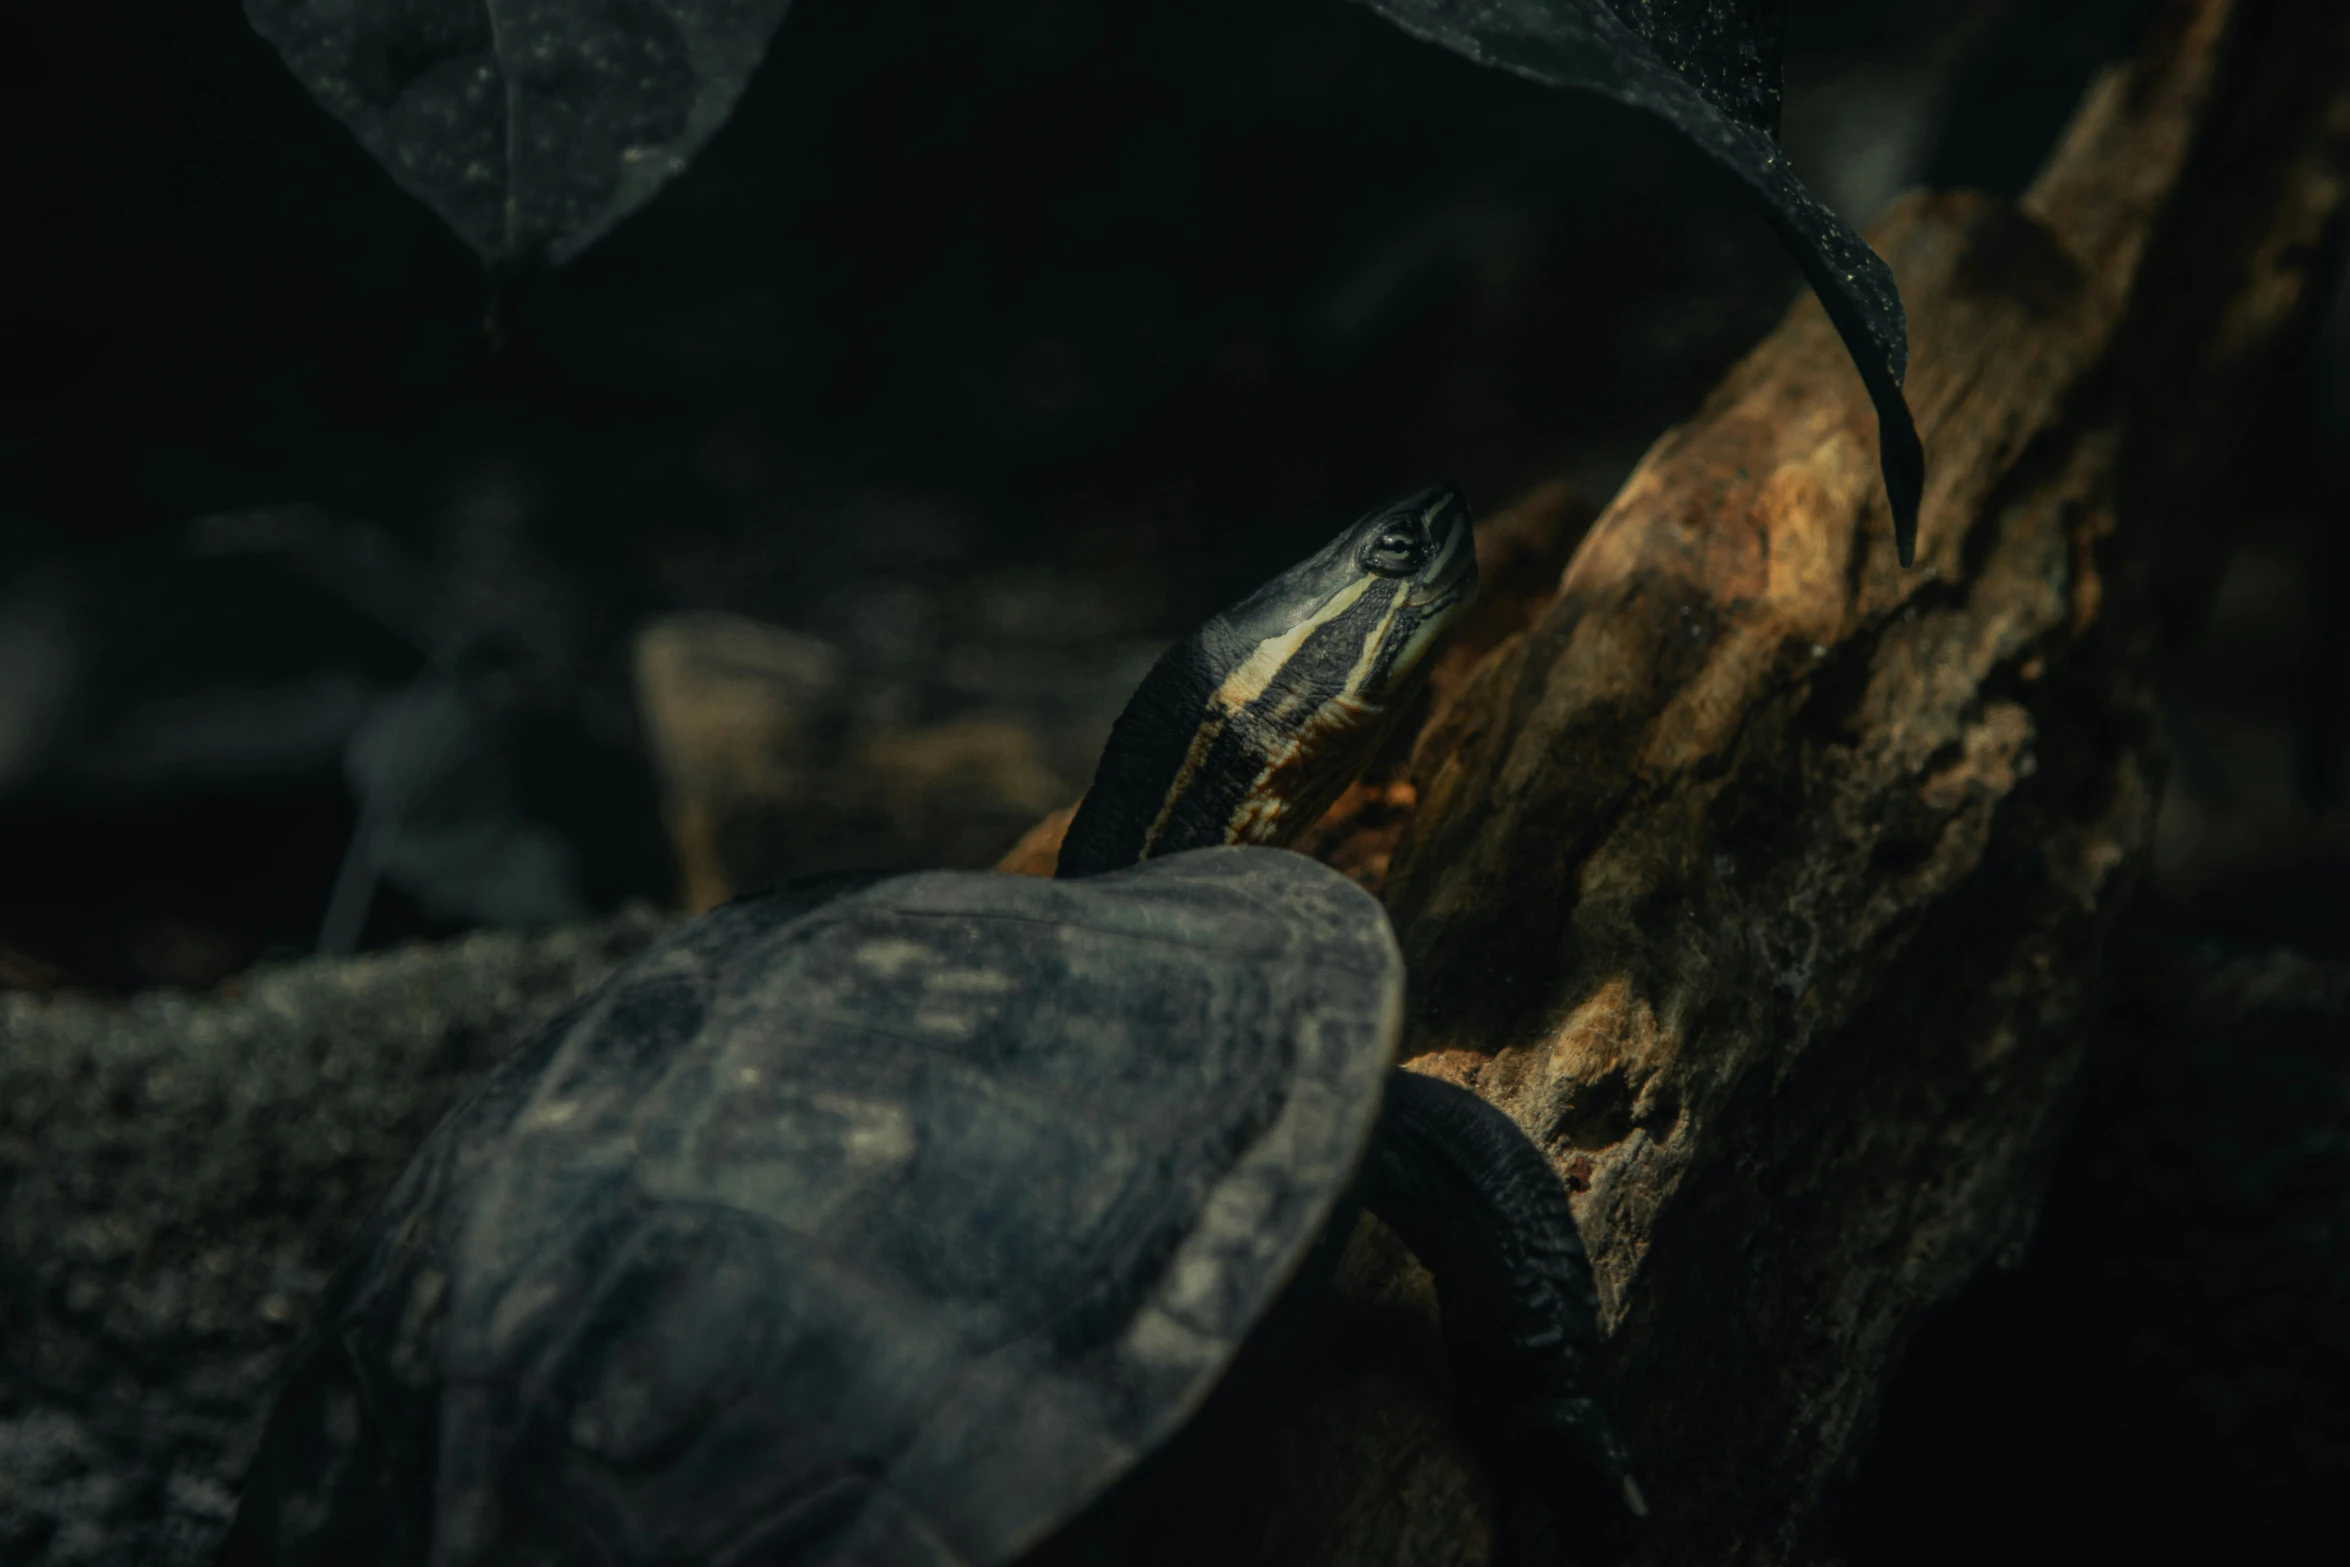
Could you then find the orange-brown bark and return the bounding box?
[1050,2,2350,1561]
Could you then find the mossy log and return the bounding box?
[1215,2,2350,1563]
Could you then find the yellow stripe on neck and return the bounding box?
[1137,712,1228,859]
[1137,574,1377,859]
[1210,573,1375,715]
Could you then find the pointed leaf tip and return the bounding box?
[1354,0,1924,563]
[244,0,796,274]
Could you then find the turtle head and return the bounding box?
[1056,483,1479,877]
[1204,481,1478,710]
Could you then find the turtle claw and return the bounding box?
[1472,1389,1645,1566]
[1518,1475,1643,1567]
[1490,1465,1640,1567]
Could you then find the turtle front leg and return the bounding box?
[1363,1068,1644,1558]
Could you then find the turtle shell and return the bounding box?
[219,846,1402,1567]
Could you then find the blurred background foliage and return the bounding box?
[12,0,2271,994]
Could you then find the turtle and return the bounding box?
[217,483,1639,1567]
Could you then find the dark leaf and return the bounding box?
[242,0,795,274]
[1353,0,1923,563]
[1599,0,1788,136]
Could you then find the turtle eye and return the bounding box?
[1360,525,1428,576]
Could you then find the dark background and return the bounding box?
[2,0,2342,1560]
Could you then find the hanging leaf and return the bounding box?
[1353,0,1925,564]
[243,0,795,274]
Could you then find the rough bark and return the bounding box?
[1846,938,2350,1560]
[1248,2,2350,1563]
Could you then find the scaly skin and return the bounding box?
[1365,1070,1642,1558]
